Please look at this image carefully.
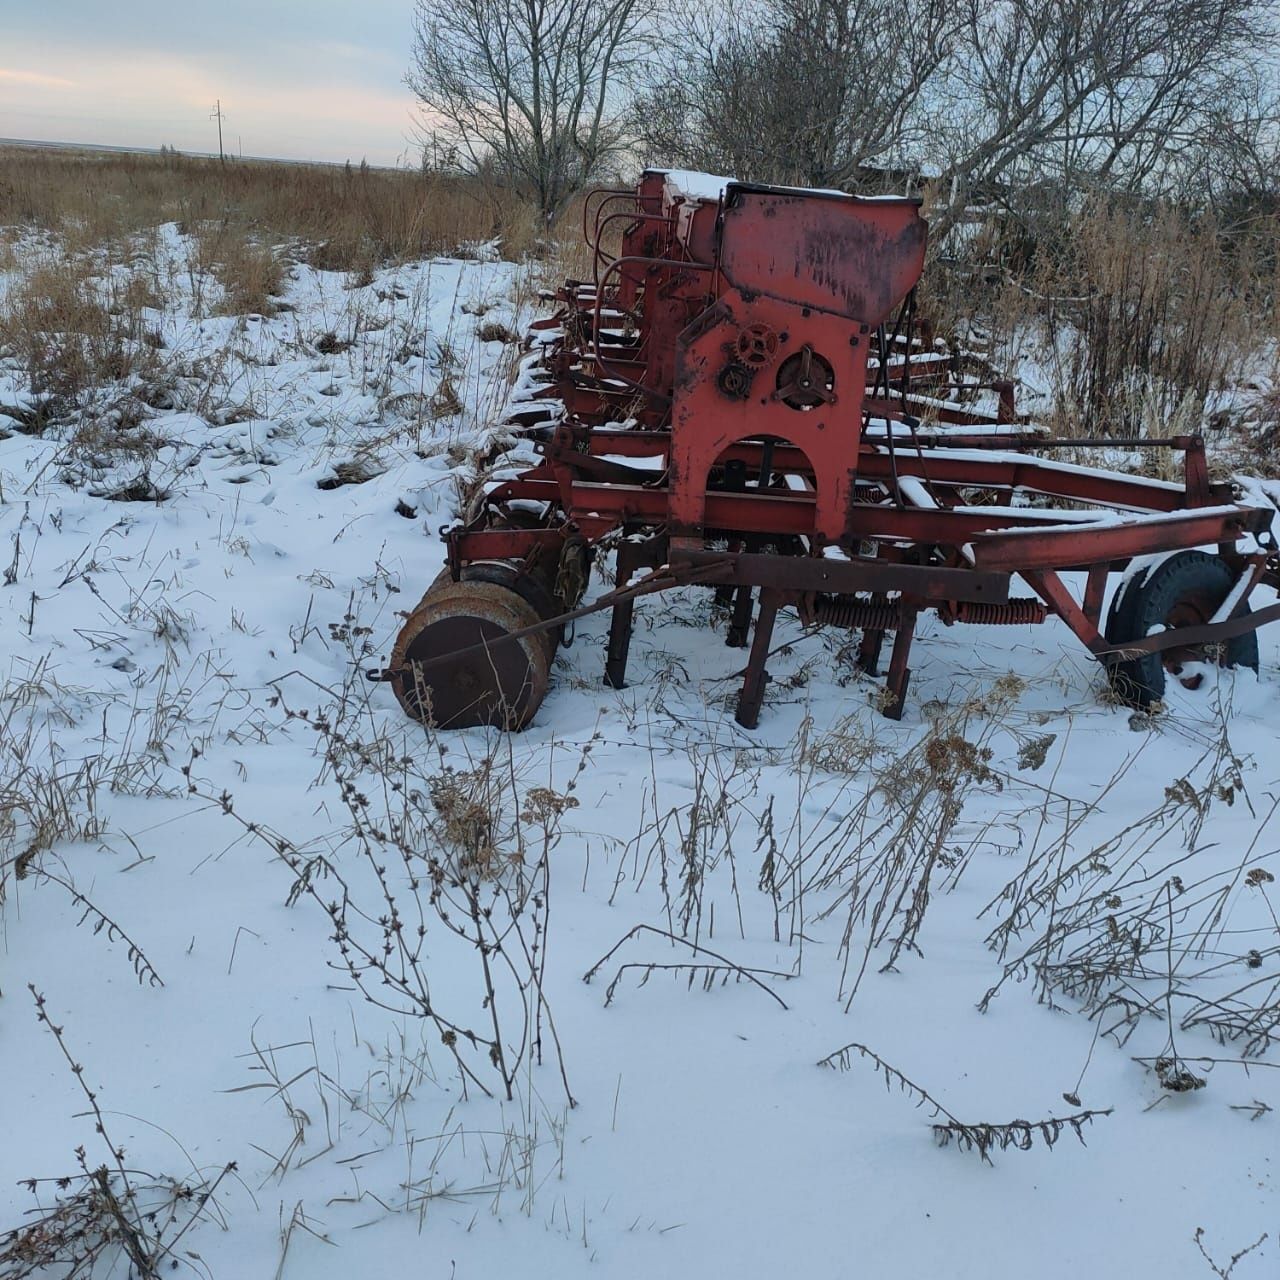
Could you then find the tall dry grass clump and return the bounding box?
[191,219,286,315]
[934,196,1280,442]
[1040,204,1264,438]
[0,255,161,405]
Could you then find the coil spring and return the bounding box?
[812,595,1047,631]
[852,484,888,504]
[948,598,1047,625]
[811,595,901,630]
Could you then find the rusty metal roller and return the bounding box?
[390,580,552,729]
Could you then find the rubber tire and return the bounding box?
[1104,550,1259,709]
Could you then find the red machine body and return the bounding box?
[380,171,1280,730]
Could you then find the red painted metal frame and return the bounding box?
[437,170,1278,723]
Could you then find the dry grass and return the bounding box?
[0,147,583,445]
[931,198,1280,448]
[0,146,543,269]
[1039,204,1263,438]
[192,220,286,315]
[0,254,162,405]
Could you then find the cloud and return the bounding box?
[0,39,418,165]
[0,68,76,89]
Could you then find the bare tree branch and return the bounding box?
[408,0,656,217]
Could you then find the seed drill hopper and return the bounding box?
[375,170,1280,729]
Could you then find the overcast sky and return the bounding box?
[1,1,422,165]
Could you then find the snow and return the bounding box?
[598,452,665,471]
[895,473,938,509]
[655,169,914,206]
[864,418,1042,438]
[1,227,1277,1280]
[950,504,1115,524]
[983,503,1247,534]
[659,168,737,204]
[1209,566,1260,624]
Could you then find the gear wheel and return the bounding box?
[717,361,755,400]
[736,323,779,366]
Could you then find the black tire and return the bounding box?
[1104,550,1259,709]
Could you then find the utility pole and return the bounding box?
[210,100,226,163]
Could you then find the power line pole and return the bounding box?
[210,100,226,163]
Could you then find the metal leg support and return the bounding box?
[726,586,755,648]
[857,627,885,676]
[604,598,635,689]
[736,589,780,730]
[882,609,918,721]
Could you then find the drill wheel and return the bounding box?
[390,580,551,729]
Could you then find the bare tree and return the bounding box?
[408,0,654,219]
[925,0,1276,238]
[639,0,1276,243]
[639,0,956,190]
[1165,65,1280,212]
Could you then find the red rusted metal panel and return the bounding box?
[717,185,927,324]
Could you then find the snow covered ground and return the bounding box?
[1,228,1277,1279]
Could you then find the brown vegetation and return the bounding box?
[0,256,161,404]
[0,145,568,437]
[926,197,1280,449]
[0,146,542,269]
[3,144,1278,463]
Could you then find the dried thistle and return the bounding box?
[819,1041,1112,1165]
